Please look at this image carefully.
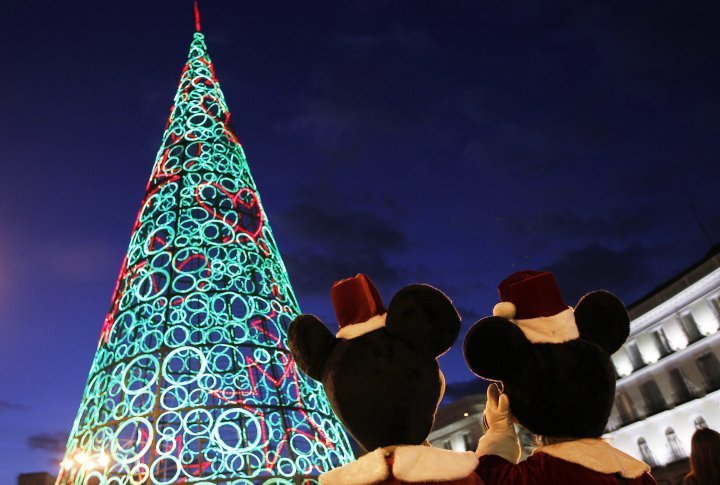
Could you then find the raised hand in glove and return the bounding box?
[475,383,521,464]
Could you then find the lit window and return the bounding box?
[625,341,645,369]
[679,313,702,343]
[698,296,720,334]
[637,438,658,468]
[668,368,692,404]
[616,391,637,425]
[696,352,720,392]
[640,380,665,416]
[613,350,634,377]
[708,294,720,317]
[665,427,687,462]
[637,335,661,364]
[665,320,689,351]
[652,328,672,357]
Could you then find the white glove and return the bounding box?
[475,383,521,463]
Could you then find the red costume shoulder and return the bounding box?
[476,449,656,485]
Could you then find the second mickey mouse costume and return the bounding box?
[464,270,656,484]
[289,274,482,484]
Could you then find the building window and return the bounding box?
[668,367,692,404]
[442,440,452,450]
[652,328,672,357]
[616,391,637,425]
[708,294,720,317]
[637,438,658,468]
[613,350,634,378]
[625,341,645,370]
[695,416,708,429]
[605,404,620,432]
[665,427,687,461]
[640,380,665,416]
[462,432,474,451]
[679,312,702,343]
[696,352,720,392]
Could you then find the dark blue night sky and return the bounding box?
[2,0,720,480]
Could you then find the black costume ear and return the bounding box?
[384,284,460,358]
[574,290,630,355]
[463,316,531,381]
[288,315,337,381]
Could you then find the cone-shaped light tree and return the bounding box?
[57,10,353,485]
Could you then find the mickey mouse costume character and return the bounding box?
[289,274,483,484]
[464,270,656,484]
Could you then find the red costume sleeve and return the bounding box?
[476,455,541,484]
[476,454,658,485]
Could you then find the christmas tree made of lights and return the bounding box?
[58,9,353,485]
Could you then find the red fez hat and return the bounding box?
[498,270,567,319]
[331,274,386,328]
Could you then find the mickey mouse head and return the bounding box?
[289,274,461,451]
[463,270,630,438]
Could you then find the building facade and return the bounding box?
[605,249,720,468]
[428,394,486,452]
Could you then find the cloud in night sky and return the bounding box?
[280,91,416,170]
[545,243,654,304]
[455,306,485,328]
[26,431,68,454]
[280,201,407,295]
[338,25,441,55]
[504,210,659,243]
[0,400,27,412]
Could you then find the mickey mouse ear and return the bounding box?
[288,315,337,381]
[385,284,460,358]
[464,316,531,381]
[574,291,630,355]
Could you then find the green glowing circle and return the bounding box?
[211,408,263,452]
[111,417,153,465]
[163,346,207,385]
[121,355,160,394]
